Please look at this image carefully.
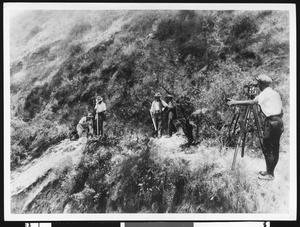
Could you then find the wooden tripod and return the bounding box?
[231,104,264,170]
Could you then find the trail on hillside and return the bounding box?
[151,131,290,213]
[10,137,87,213]
[10,131,290,213]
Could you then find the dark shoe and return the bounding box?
[259,171,267,176]
[258,174,275,181]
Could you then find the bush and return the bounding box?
[10,61,23,76]
[69,22,92,38]
[64,141,113,212]
[108,145,165,212]
[26,26,42,41]
[69,43,83,56]
[126,11,159,35]
[23,82,52,119]
[11,116,68,169]
[226,14,259,54]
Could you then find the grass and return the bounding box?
[9,10,291,214]
[60,130,289,213]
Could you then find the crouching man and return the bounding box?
[77,113,94,138]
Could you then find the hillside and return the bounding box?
[9,10,290,214]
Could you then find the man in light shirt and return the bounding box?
[77,112,93,138]
[94,96,107,137]
[150,92,168,138]
[227,74,284,181]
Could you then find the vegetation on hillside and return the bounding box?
[10,10,290,213]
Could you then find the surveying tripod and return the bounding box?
[231,84,264,170]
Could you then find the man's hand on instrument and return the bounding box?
[227,98,237,106]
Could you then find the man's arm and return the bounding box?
[227,98,258,106]
[161,100,168,107]
[103,103,107,112]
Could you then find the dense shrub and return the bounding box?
[61,134,267,213]
[26,26,42,41]
[11,117,68,170]
[24,83,51,119]
[226,14,259,54]
[69,22,92,38]
[126,11,159,35]
[10,61,23,76]
[69,43,83,56]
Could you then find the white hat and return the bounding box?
[154,92,162,97]
[256,74,272,85]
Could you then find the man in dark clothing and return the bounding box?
[227,74,284,181]
[165,94,177,137]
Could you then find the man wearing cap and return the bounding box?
[77,112,94,138]
[227,74,284,181]
[165,94,177,137]
[150,93,168,138]
[94,96,107,137]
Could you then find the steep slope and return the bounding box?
[9,10,291,214]
[152,133,289,213]
[11,137,87,213]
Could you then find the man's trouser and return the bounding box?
[153,112,163,137]
[96,112,105,136]
[77,124,85,138]
[87,122,94,136]
[167,110,176,136]
[262,115,284,176]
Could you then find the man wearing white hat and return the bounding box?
[227,74,284,181]
[150,92,168,138]
[94,96,107,137]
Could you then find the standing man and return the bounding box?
[94,96,107,137]
[150,92,168,138]
[77,112,94,138]
[227,74,284,181]
[165,94,177,137]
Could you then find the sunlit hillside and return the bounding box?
[9,9,290,214]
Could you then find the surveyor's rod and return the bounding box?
[150,111,157,131]
[97,113,99,135]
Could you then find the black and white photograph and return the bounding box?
[4,3,296,221]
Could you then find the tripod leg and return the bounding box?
[227,110,239,147]
[231,135,242,170]
[228,112,237,138]
[241,109,251,157]
[232,111,240,137]
[231,106,250,170]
